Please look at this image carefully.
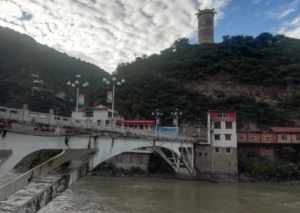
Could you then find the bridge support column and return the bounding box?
[152,146,195,177]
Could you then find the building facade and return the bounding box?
[195,111,238,178]
[238,127,300,144]
[71,104,113,127]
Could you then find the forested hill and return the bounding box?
[115,33,300,127]
[1,26,300,127]
[0,26,108,114]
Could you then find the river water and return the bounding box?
[40,176,300,213]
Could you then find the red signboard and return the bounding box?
[210,111,236,122]
[117,120,156,127]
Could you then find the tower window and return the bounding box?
[225,134,232,140]
[214,134,220,140]
[226,122,232,129]
[214,122,221,129]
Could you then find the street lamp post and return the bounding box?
[67,74,89,112]
[171,108,182,136]
[102,76,125,127]
[152,109,163,134]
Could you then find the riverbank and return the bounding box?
[239,149,300,184]
[91,161,300,184]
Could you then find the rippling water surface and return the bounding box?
[40,176,300,213]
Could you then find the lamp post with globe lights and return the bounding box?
[67,74,89,112]
[102,76,125,127]
[171,108,182,136]
[152,108,163,134]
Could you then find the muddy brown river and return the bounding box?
[39,176,300,213]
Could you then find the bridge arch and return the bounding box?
[0,133,193,178]
[91,137,193,174]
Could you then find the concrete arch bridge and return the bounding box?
[0,132,194,181]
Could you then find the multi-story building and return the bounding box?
[195,111,238,178]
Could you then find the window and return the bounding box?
[214,134,220,140]
[225,134,232,140]
[296,134,300,141]
[226,148,231,153]
[281,135,287,141]
[86,111,93,117]
[226,122,232,129]
[214,122,221,129]
[204,153,208,157]
[215,147,220,153]
[199,152,202,157]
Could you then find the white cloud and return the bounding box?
[252,0,263,4]
[278,16,300,38]
[267,0,299,20]
[0,0,231,72]
[276,8,296,19]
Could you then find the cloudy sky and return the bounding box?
[0,0,299,72]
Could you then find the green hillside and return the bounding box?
[115,33,300,127]
[0,26,109,115]
[1,26,299,127]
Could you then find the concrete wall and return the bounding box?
[0,163,90,213]
[0,150,12,166]
[195,144,238,178]
[197,9,215,44]
[194,144,212,173]
[108,152,151,171]
[211,147,237,175]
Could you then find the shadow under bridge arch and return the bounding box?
[91,137,194,175]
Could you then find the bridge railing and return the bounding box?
[0,106,193,141]
[0,150,66,201]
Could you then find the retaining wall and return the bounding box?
[0,163,89,213]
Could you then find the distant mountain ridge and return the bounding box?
[0,26,109,115]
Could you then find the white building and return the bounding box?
[71,104,119,127]
[207,111,237,148]
[195,111,238,177]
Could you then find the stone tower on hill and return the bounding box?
[196,9,216,44]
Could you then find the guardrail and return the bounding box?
[0,150,66,201]
[0,106,194,142]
